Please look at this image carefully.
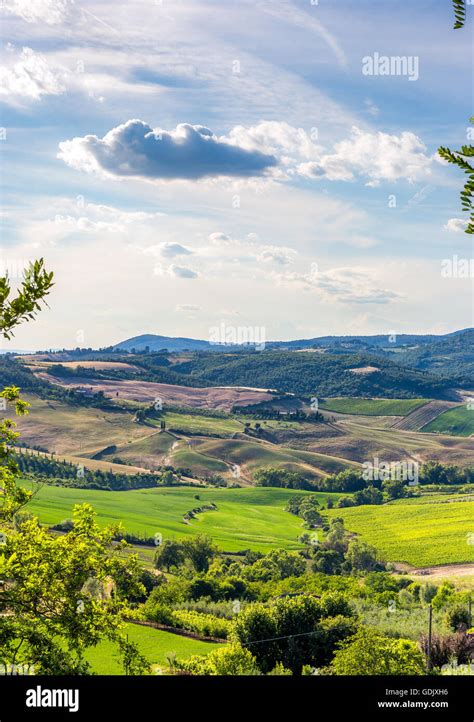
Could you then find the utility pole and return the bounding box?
[125,632,129,676]
[427,604,433,672]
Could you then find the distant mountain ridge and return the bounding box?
[114,328,473,353]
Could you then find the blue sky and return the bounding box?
[0,0,472,349]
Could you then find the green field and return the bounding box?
[153,412,301,436]
[84,623,224,674]
[422,405,474,437]
[320,398,429,416]
[327,497,474,567]
[26,484,341,552]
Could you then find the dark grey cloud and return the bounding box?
[58,119,278,181]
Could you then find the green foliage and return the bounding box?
[177,643,260,675]
[154,539,185,572]
[242,549,306,582]
[254,467,311,490]
[14,450,179,490]
[419,461,473,485]
[331,627,426,675]
[181,534,219,573]
[0,259,53,340]
[445,604,472,632]
[0,504,149,674]
[452,0,467,29]
[432,582,456,611]
[286,495,322,527]
[438,118,474,233]
[0,387,33,522]
[232,592,355,674]
[170,610,232,639]
[345,539,381,573]
[171,350,452,399]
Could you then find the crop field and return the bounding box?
[390,401,456,432]
[152,411,302,436]
[326,497,474,567]
[13,397,151,456]
[319,398,429,416]
[25,485,341,552]
[84,623,224,674]
[30,360,141,372]
[422,405,474,437]
[303,418,474,466]
[36,376,276,411]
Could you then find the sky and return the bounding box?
[0,0,473,350]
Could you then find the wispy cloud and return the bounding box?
[255,0,347,68]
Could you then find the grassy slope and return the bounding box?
[320,398,429,416]
[15,396,152,456]
[84,623,224,674]
[327,497,474,567]
[190,438,355,477]
[155,412,301,435]
[26,485,341,552]
[422,405,474,437]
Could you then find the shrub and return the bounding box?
[445,605,471,632]
[171,610,232,639]
[177,643,260,676]
[331,627,426,675]
[419,632,474,667]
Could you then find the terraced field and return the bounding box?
[422,405,474,437]
[390,401,455,431]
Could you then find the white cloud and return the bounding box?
[58,119,278,182]
[51,202,163,235]
[227,120,322,163]
[154,264,199,279]
[273,265,402,305]
[0,47,65,102]
[208,232,233,246]
[144,242,193,258]
[225,122,433,185]
[255,0,347,68]
[2,0,71,24]
[444,218,468,233]
[257,246,296,265]
[58,117,433,188]
[158,242,193,258]
[297,127,432,183]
